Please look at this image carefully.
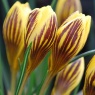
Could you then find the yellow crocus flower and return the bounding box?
[56,0,82,26]
[19,6,58,95]
[49,11,91,75]
[25,6,58,75]
[51,57,84,95]
[3,1,31,94]
[83,55,95,95]
[3,1,31,72]
[39,11,91,95]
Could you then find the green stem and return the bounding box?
[51,0,57,10]
[15,43,32,95]
[70,50,95,63]
[18,72,29,95]
[0,52,4,95]
[33,72,48,95]
[11,70,17,95]
[39,72,54,95]
[1,0,10,13]
[71,84,80,95]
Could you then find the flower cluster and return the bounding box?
[3,1,57,75]
[2,1,92,95]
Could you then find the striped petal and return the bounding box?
[48,12,91,73]
[56,0,82,26]
[83,55,95,95]
[51,57,84,95]
[3,1,31,71]
[25,6,57,73]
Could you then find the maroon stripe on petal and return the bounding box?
[31,15,57,66]
[67,61,80,83]
[60,20,82,62]
[60,19,82,54]
[12,8,18,43]
[5,16,11,41]
[32,24,46,58]
[8,8,16,42]
[16,20,22,45]
[26,10,39,39]
[65,31,82,61]
[85,71,95,95]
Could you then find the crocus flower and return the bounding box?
[39,11,91,95]
[25,6,57,75]
[18,6,57,95]
[3,1,31,95]
[49,11,91,75]
[51,57,84,95]
[56,0,82,26]
[3,1,31,72]
[83,55,95,95]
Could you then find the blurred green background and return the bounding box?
[0,0,95,95]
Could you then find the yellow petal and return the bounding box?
[51,57,84,95]
[62,11,83,25]
[3,1,31,71]
[83,55,95,95]
[56,0,82,26]
[49,13,91,73]
[25,6,57,73]
[86,55,95,75]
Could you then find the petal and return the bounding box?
[51,57,84,95]
[86,55,95,76]
[56,0,82,26]
[25,6,57,72]
[3,1,31,71]
[49,14,91,72]
[3,1,31,45]
[83,55,95,95]
[26,6,57,46]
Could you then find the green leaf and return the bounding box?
[0,27,11,91]
[26,52,50,95]
[26,72,36,95]
[0,48,4,95]
[51,0,57,11]
[28,0,36,9]
[15,43,32,95]
[71,83,80,95]
[70,50,95,63]
[32,52,50,95]
[1,0,10,13]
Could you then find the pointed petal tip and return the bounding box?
[51,57,84,95]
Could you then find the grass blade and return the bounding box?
[1,0,9,13]
[0,50,4,95]
[15,43,32,95]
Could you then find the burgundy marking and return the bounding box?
[55,61,81,92]
[26,10,39,39]
[8,11,15,41]
[16,20,22,45]
[31,15,57,65]
[64,31,82,61]
[59,20,82,62]
[67,60,80,83]
[5,16,11,41]
[52,19,83,72]
[60,0,73,24]
[63,60,75,80]
[60,19,82,54]
[85,71,95,95]
[12,8,18,43]
[54,19,82,60]
[32,24,46,58]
